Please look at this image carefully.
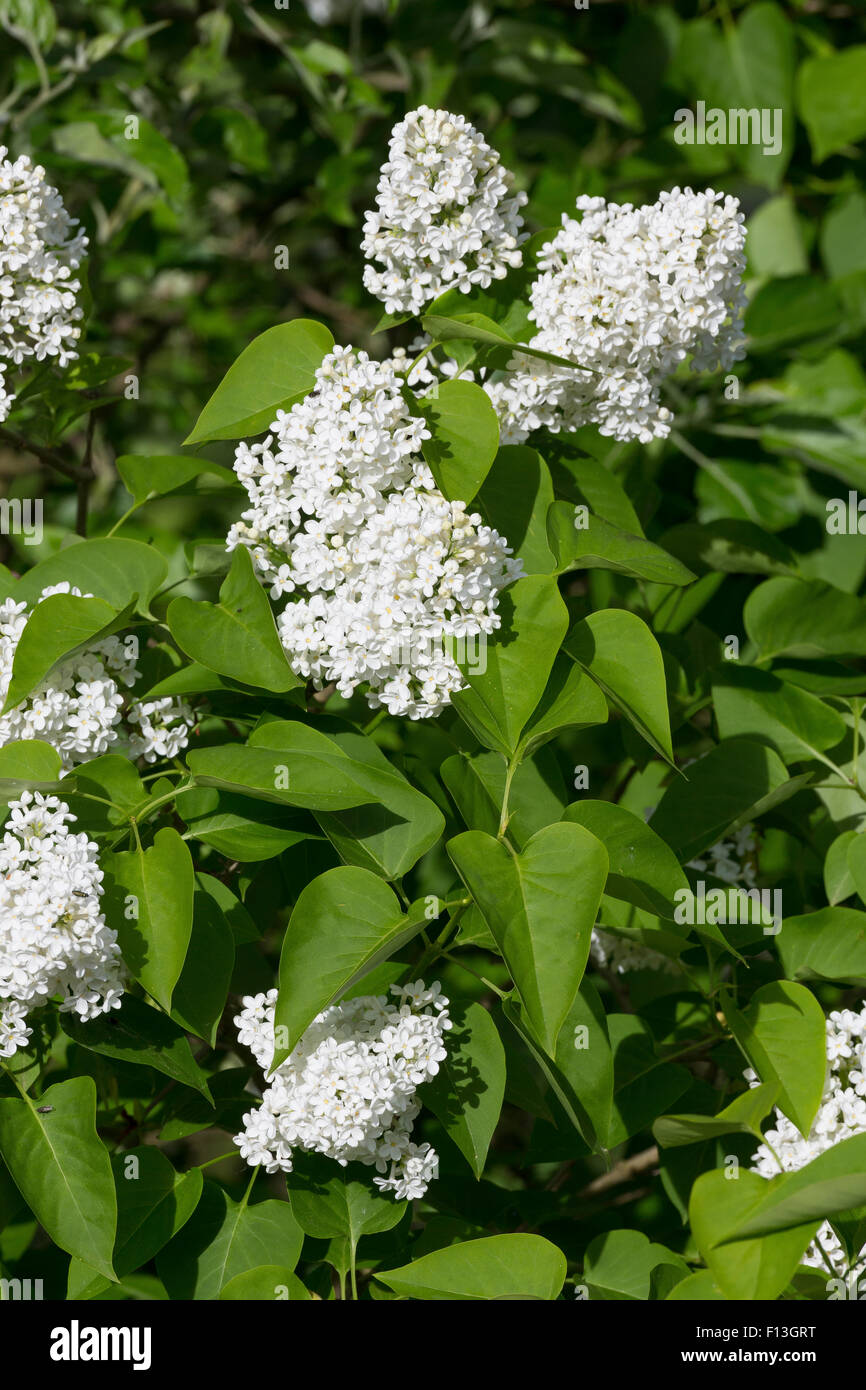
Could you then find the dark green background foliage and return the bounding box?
[2,0,866,1303]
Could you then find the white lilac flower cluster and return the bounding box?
[227,346,520,718]
[481,187,746,445]
[0,148,87,422]
[361,106,527,316]
[751,1006,866,1280]
[0,584,194,769]
[233,981,451,1200]
[0,791,124,1058]
[590,825,758,976]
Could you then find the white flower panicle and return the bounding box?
[0,147,88,422]
[0,792,124,1057]
[590,825,758,976]
[486,187,746,444]
[751,1006,866,1279]
[227,346,520,718]
[362,106,527,315]
[233,981,451,1200]
[0,583,194,769]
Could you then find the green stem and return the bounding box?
[105,500,143,537]
[406,903,469,980]
[362,708,389,735]
[439,949,507,999]
[406,341,435,381]
[131,780,193,822]
[852,699,862,791]
[196,1151,241,1170]
[498,755,519,840]
[240,1165,258,1210]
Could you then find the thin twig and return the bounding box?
[0,427,88,483]
[76,411,97,536]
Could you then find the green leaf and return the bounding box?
[848,834,866,908]
[448,823,608,1055]
[187,737,373,812]
[797,46,866,162]
[543,433,643,535]
[745,578,866,660]
[376,1234,567,1300]
[723,1133,866,1239]
[777,906,866,985]
[178,787,316,862]
[442,747,569,850]
[666,1270,726,1301]
[64,754,147,831]
[424,1001,506,1178]
[690,1167,816,1301]
[424,228,552,343]
[661,520,799,577]
[824,832,858,906]
[606,1014,691,1148]
[286,1151,406,1276]
[712,666,847,769]
[0,1076,117,1281]
[169,890,235,1046]
[517,654,608,759]
[564,609,674,763]
[140,663,239,699]
[52,117,186,202]
[0,739,62,798]
[2,0,57,45]
[157,1184,303,1299]
[583,1229,688,1301]
[549,503,695,587]
[722,981,826,1138]
[116,454,237,504]
[60,995,212,1100]
[650,738,789,862]
[273,867,428,1065]
[111,1148,203,1277]
[104,827,195,1011]
[746,274,843,355]
[416,379,499,501]
[158,1069,251,1144]
[475,446,557,575]
[169,546,300,693]
[1,594,133,715]
[248,721,444,879]
[91,112,188,201]
[563,801,689,919]
[219,1266,310,1300]
[14,538,168,611]
[421,310,585,370]
[451,575,568,758]
[726,1,796,187]
[184,319,334,445]
[551,978,614,1150]
[501,993,599,1148]
[653,1082,781,1148]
